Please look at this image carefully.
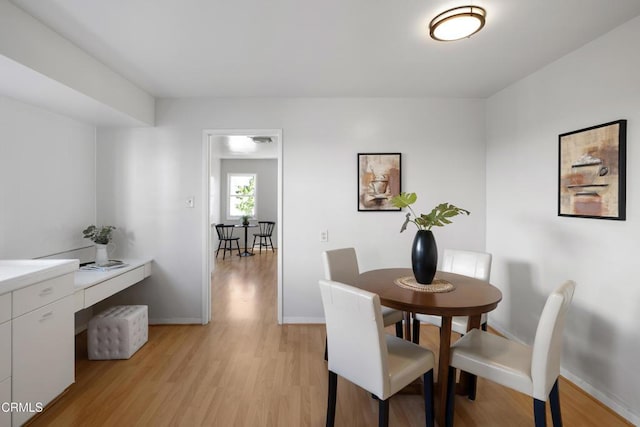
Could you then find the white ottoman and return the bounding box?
[88,305,148,360]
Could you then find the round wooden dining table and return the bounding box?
[355,268,502,427]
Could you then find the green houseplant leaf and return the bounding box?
[234,176,255,217]
[83,225,116,244]
[390,192,469,232]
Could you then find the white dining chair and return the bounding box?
[445,280,576,427]
[319,279,435,427]
[413,249,492,344]
[322,248,404,337]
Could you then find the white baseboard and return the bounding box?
[559,368,639,426]
[282,316,325,324]
[149,318,202,325]
[490,322,638,425]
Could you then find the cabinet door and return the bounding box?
[0,321,9,383]
[0,376,10,427]
[12,295,74,427]
[0,293,10,324]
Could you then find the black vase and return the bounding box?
[412,230,438,284]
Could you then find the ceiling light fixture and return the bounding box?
[251,136,273,144]
[429,5,486,42]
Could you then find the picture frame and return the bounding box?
[358,153,401,211]
[558,120,626,220]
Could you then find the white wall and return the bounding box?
[96,97,487,323]
[0,96,96,259]
[486,16,640,424]
[220,159,278,247]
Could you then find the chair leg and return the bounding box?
[445,366,456,427]
[412,317,421,344]
[326,371,337,427]
[481,322,487,331]
[324,337,328,361]
[533,399,547,427]
[235,240,241,256]
[549,379,562,427]
[269,236,275,252]
[395,321,403,338]
[251,236,257,254]
[467,373,478,401]
[215,241,222,258]
[423,370,434,427]
[222,240,228,260]
[378,398,389,427]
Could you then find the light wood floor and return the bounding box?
[31,251,630,426]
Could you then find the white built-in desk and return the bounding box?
[73,258,152,312]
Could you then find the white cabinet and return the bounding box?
[0,260,77,427]
[0,320,10,383]
[0,293,10,427]
[8,272,75,427]
[0,377,10,427]
[12,294,74,426]
[0,293,9,324]
[12,274,73,318]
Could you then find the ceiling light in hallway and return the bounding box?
[429,6,486,41]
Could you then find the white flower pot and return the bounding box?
[95,244,109,266]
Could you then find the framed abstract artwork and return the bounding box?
[558,120,626,220]
[358,153,401,211]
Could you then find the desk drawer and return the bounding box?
[84,267,145,308]
[13,273,73,317]
[0,293,10,323]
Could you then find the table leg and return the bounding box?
[403,311,412,342]
[437,316,453,427]
[239,225,254,257]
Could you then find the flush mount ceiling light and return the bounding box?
[429,5,486,41]
[228,136,257,153]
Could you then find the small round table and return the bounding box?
[355,268,502,427]
[234,224,258,257]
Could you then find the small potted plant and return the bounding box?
[83,225,116,265]
[390,192,469,284]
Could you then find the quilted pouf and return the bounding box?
[88,305,148,360]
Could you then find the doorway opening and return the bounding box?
[202,129,283,324]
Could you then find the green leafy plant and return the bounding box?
[82,225,116,244]
[390,192,470,232]
[234,176,255,220]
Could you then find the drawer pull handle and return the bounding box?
[39,311,54,322]
[39,287,54,296]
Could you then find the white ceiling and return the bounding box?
[8,0,640,99]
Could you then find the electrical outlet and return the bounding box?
[186,197,195,208]
[320,230,328,242]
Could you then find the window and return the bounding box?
[228,173,256,218]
